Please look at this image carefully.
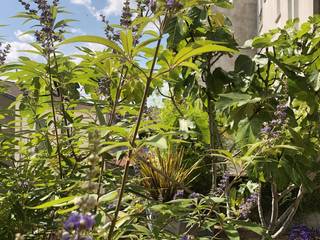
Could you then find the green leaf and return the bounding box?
[216,93,258,110]
[234,220,265,235]
[99,191,118,203]
[60,35,122,53]
[56,205,79,215]
[308,70,320,91]
[173,44,236,67]
[28,196,76,209]
[54,19,76,29]
[224,223,240,240]
[143,134,168,149]
[99,142,131,154]
[95,104,106,125]
[235,54,255,75]
[164,16,184,49]
[120,30,133,57]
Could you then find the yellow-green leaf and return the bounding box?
[60,35,122,53]
[28,196,76,209]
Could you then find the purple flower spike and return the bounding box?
[239,191,258,219]
[80,213,95,230]
[64,212,81,230]
[289,225,312,240]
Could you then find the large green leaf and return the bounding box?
[28,196,76,209]
[234,220,265,235]
[224,223,240,240]
[216,93,259,110]
[235,54,255,75]
[60,35,123,53]
[143,134,168,149]
[173,44,236,67]
[164,16,184,49]
[120,30,133,57]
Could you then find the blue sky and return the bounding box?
[0,0,124,61]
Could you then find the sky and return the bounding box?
[0,0,125,62]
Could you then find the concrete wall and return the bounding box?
[214,0,258,71]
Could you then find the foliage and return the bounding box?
[138,146,199,202]
[0,0,319,239]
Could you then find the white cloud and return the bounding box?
[69,28,86,35]
[85,43,106,52]
[5,41,40,63]
[99,0,124,17]
[70,0,134,20]
[70,0,99,19]
[14,30,35,42]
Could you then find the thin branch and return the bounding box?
[272,185,304,238]
[48,52,63,179]
[107,14,167,239]
[257,183,267,227]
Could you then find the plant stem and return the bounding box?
[48,53,63,179]
[268,182,279,233]
[107,29,164,240]
[95,66,128,211]
[257,183,266,227]
[271,185,304,238]
[207,94,217,194]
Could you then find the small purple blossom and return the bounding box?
[166,0,175,7]
[79,214,95,230]
[216,172,230,195]
[173,190,184,199]
[239,191,258,219]
[260,101,288,141]
[289,225,312,240]
[61,232,71,240]
[64,212,95,231]
[64,212,81,230]
[189,192,200,199]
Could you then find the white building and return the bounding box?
[258,0,320,34]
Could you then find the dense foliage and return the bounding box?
[0,0,319,239]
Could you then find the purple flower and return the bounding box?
[239,191,258,219]
[64,212,95,231]
[167,0,175,7]
[289,225,312,240]
[180,236,189,240]
[61,232,71,240]
[79,214,95,230]
[216,172,230,195]
[64,212,81,230]
[189,192,200,199]
[173,190,184,199]
[260,101,288,140]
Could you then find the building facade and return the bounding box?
[258,0,320,34]
[215,0,319,70]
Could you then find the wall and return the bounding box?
[259,0,314,34]
[215,0,258,71]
